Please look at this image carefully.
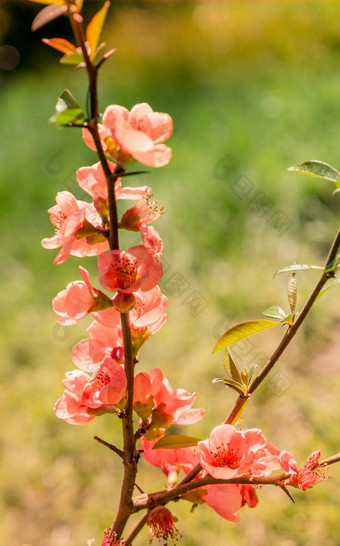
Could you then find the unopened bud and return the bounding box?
[113,292,136,313]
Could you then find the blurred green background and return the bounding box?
[1,1,340,545]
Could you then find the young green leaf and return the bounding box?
[212,319,281,354]
[212,378,245,395]
[241,369,248,392]
[50,89,86,126]
[223,349,242,383]
[152,435,202,450]
[274,264,323,276]
[262,305,288,321]
[60,49,85,65]
[288,160,340,183]
[315,279,340,301]
[86,1,111,61]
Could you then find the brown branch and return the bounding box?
[94,436,124,459]
[132,473,290,512]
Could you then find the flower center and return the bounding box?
[213,443,241,469]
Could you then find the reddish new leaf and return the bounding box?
[42,38,76,55]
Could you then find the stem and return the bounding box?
[178,227,340,487]
[226,227,340,423]
[133,473,290,512]
[94,436,124,459]
[69,11,137,539]
[110,313,138,539]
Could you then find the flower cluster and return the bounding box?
[44,96,328,544]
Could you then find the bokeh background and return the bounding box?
[1,1,340,545]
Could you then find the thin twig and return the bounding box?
[124,511,150,545]
[94,436,124,459]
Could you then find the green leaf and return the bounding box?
[212,319,281,354]
[152,435,202,450]
[316,279,340,301]
[60,49,85,65]
[50,89,86,126]
[274,264,323,276]
[288,160,340,183]
[262,305,288,321]
[212,378,245,395]
[86,1,111,61]
[223,349,242,383]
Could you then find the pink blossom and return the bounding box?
[119,195,164,231]
[77,161,152,202]
[81,358,127,408]
[141,437,257,522]
[98,228,163,294]
[94,285,168,335]
[54,370,95,425]
[53,266,112,325]
[197,425,281,480]
[147,507,180,544]
[54,360,127,425]
[141,436,197,478]
[41,191,108,264]
[83,103,173,167]
[134,368,204,438]
[72,320,123,372]
[280,450,327,491]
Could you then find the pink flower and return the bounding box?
[54,370,95,425]
[81,358,127,408]
[94,285,168,335]
[197,425,281,480]
[53,266,112,325]
[134,368,205,438]
[141,436,197,478]
[146,507,180,544]
[83,103,173,167]
[41,191,108,264]
[119,195,164,231]
[77,161,152,202]
[72,320,123,372]
[54,360,127,425]
[98,227,163,294]
[280,450,327,491]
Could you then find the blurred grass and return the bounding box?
[1,2,340,545]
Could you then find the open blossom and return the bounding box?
[141,437,258,521]
[119,195,164,231]
[41,191,108,264]
[280,450,328,491]
[134,368,204,438]
[101,530,126,546]
[54,359,127,424]
[83,103,173,167]
[197,425,281,480]
[77,160,152,202]
[72,320,123,373]
[98,227,163,294]
[54,370,96,425]
[53,266,112,325]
